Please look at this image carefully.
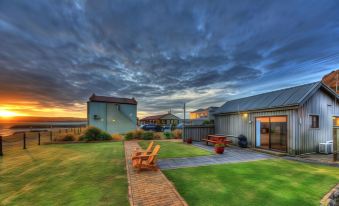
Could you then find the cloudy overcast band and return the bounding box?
[1,0,339,117]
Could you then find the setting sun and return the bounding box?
[0,109,19,117]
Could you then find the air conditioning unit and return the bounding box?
[319,141,333,154]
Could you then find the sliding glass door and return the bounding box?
[255,116,287,152]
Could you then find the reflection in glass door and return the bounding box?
[255,116,287,152]
[256,117,270,149]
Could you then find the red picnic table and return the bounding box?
[202,134,232,146]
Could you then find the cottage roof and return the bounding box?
[140,113,180,121]
[89,94,137,105]
[215,81,337,114]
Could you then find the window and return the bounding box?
[310,115,319,128]
[333,117,339,126]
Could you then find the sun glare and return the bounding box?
[0,109,18,117]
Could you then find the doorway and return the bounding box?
[255,116,287,152]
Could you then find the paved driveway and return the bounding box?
[158,142,273,170]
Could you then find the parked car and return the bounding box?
[140,124,163,132]
[162,125,171,133]
[176,123,183,129]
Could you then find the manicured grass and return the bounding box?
[164,159,339,206]
[138,140,213,158]
[0,142,128,206]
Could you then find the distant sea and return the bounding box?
[0,122,87,136]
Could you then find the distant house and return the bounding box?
[189,107,218,125]
[322,69,339,94]
[140,112,180,126]
[214,82,339,155]
[87,94,137,134]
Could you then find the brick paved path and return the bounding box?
[124,141,187,206]
[158,142,273,170]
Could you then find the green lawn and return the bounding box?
[0,142,128,206]
[164,159,339,206]
[138,140,213,158]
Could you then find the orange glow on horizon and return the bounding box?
[0,109,21,117]
[0,101,87,118]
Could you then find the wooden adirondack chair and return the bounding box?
[131,141,154,159]
[132,145,160,171]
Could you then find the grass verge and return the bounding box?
[0,142,128,206]
[164,159,339,206]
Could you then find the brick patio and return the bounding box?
[124,141,187,206]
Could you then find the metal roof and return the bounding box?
[215,81,336,114]
[89,94,137,105]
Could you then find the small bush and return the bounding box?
[62,134,75,141]
[112,133,123,141]
[98,131,112,140]
[125,131,134,140]
[133,129,144,139]
[154,132,163,139]
[82,126,102,141]
[171,129,182,139]
[142,131,154,140]
[164,132,172,139]
[81,126,111,141]
[202,120,211,125]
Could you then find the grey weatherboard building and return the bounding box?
[214,82,339,155]
[87,94,137,134]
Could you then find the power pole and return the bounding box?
[183,103,186,139]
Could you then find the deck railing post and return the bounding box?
[38,132,41,145]
[0,136,3,156]
[23,133,26,149]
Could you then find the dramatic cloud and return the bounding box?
[0,0,339,117]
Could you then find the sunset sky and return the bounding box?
[1,0,339,118]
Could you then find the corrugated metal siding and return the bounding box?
[215,114,250,145]
[216,110,298,155]
[297,89,339,154]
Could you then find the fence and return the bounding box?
[0,127,86,156]
[183,125,215,141]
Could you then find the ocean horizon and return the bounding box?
[0,122,87,136]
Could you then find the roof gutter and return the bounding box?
[215,104,300,116]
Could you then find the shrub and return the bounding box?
[112,133,123,141]
[82,126,102,141]
[202,120,211,125]
[98,131,112,140]
[164,132,172,139]
[171,129,182,139]
[133,129,144,139]
[142,131,154,140]
[154,132,163,139]
[62,134,75,141]
[125,131,134,140]
[81,126,111,141]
